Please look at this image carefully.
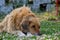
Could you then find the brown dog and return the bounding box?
[0,6,40,35]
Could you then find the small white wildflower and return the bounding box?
[48,35,51,38]
[48,39,52,40]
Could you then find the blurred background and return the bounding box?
[0,0,60,21]
[0,0,57,14]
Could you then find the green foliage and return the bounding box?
[0,32,19,40]
[40,21,60,34]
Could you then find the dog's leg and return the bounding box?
[7,30,26,37]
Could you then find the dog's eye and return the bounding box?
[38,26,40,28]
[32,25,35,28]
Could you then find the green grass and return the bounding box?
[41,21,60,34]
[40,21,60,40]
[0,14,60,40]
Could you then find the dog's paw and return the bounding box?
[15,31,26,37]
[27,32,34,37]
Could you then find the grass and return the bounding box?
[40,21,60,39]
[41,21,60,34]
[0,14,60,40]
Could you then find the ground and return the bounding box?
[0,13,60,40]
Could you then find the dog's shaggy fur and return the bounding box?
[0,6,40,35]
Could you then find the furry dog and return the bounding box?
[0,6,40,36]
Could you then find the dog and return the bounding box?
[0,5,40,36]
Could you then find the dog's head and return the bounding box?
[14,6,41,36]
[20,15,40,35]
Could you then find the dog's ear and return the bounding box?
[20,18,32,32]
[20,18,31,35]
[21,20,29,30]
